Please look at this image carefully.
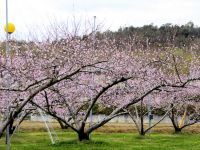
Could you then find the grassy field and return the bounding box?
[1,132,200,150]
[1,122,200,149]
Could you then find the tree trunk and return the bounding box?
[0,127,4,138]
[170,104,182,133]
[140,128,145,136]
[78,131,90,141]
[77,125,90,141]
[9,118,15,135]
[174,127,182,134]
[140,115,145,136]
[140,100,145,136]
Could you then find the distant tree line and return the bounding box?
[95,22,200,51]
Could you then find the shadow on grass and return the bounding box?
[135,135,151,140]
[52,139,110,147]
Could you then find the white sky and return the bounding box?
[0,0,200,40]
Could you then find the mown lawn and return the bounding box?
[1,131,200,150]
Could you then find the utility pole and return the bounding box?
[5,0,15,149]
[5,0,10,148]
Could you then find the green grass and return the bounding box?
[1,131,200,150]
[1,122,200,150]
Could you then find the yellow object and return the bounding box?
[4,23,15,34]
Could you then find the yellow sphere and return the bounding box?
[4,23,15,34]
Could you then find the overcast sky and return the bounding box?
[0,0,200,40]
